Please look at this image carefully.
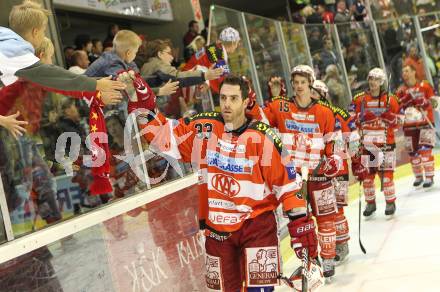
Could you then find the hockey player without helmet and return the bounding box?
[291,65,315,84]
[368,67,386,85]
[219,27,241,42]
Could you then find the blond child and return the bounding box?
[0,0,125,96]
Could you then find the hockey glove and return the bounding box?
[246,86,257,110]
[288,216,318,259]
[380,111,399,126]
[399,93,414,108]
[351,155,369,181]
[413,96,430,109]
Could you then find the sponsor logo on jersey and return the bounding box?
[286,166,297,180]
[348,119,356,131]
[208,198,237,210]
[217,139,246,153]
[207,151,253,174]
[285,119,319,133]
[246,247,279,286]
[367,101,386,107]
[291,113,314,121]
[211,174,241,197]
[209,211,250,225]
[205,255,222,290]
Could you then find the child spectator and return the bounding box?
[68,50,90,75]
[0,1,125,96]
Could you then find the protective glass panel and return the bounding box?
[369,0,440,19]
[376,16,428,92]
[336,22,382,96]
[209,6,253,106]
[281,21,311,68]
[304,24,351,109]
[244,15,285,102]
[418,12,440,91]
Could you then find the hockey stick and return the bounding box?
[358,181,367,254]
[380,71,392,192]
[358,95,367,254]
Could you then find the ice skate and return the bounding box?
[335,242,349,265]
[413,177,424,187]
[322,258,335,279]
[385,202,396,216]
[423,178,434,188]
[363,202,376,217]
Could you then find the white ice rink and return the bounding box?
[277,169,440,292]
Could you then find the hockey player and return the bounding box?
[131,74,318,291]
[183,27,240,94]
[350,68,401,217]
[249,65,341,278]
[396,64,436,188]
[311,80,366,264]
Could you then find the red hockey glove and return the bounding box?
[363,111,379,123]
[413,96,429,109]
[380,111,399,126]
[351,155,369,181]
[317,155,342,177]
[288,216,318,259]
[399,93,414,108]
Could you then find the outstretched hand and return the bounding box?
[0,111,28,139]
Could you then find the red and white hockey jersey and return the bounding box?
[351,91,400,145]
[248,96,336,173]
[396,80,435,129]
[139,111,305,233]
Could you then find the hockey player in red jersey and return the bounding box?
[183,27,240,94]
[396,64,436,188]
[132,74,318,291]
[249,65,341,278]
[311,80,365,264]
[350,68,402,217]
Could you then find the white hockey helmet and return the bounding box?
[291,65,316,84]
[219,27,240,42]
[368,67,386,85]
[313,80,329,95]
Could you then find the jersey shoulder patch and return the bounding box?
[206,44,224,64]
[317,99,350,121]
[353,91,365,102]
[248,121,283,154]
[184,111,223,125]
[271,95,291,102]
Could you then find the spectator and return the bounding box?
[68,50,90,75]
[308,27,323,54]
[323,64,345,107]
[141,39,222,95]
[306,5,323,24]
[404,45,427,81]
[64,46,74,68]
[352,0,367,22]
[134,34,148,69]
[334,0,352,23]
[85,30,141,78]
[320,36,338,72]
[89,39,103,63]
[74,34,93,61]
[291,5,314,24]
[183,20,200,47]
[103,24,119,49]
[184,35,206,62]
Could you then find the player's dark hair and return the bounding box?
[220,75,249,100]
[188,20,198,28]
